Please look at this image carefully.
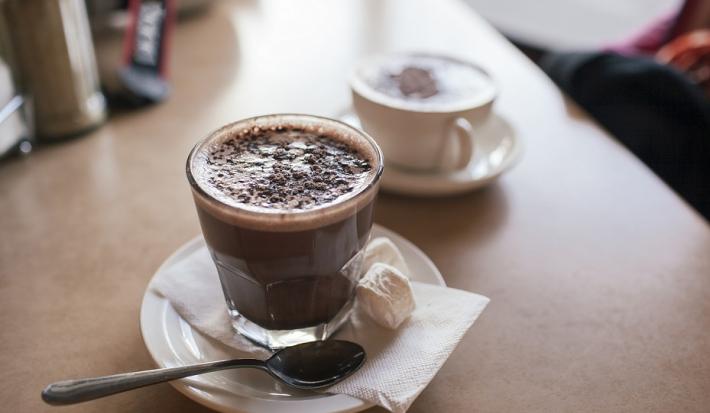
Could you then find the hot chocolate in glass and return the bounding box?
[186,114,383,349]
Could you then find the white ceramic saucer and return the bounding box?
[140,224,444,413]
[338,110,523,196]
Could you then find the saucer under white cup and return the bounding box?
[338,109,522,196]
[141,224,445,413]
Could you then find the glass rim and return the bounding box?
[186,113,384,231]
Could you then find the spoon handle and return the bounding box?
[42,358,265,405]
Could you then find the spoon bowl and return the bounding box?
[266,340,366,389]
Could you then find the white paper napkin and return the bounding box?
[150,243,489,413]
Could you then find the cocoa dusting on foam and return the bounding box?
[358,54,496,110]
[197,126,372,211]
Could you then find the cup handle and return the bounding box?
[443,117,474,171]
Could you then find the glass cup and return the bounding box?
[186,114,383,349]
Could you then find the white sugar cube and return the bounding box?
[357,263,416,329]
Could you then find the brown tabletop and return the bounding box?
[2,0,709,412]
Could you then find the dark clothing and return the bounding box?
[540,52,710,221]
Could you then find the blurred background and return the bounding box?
[0,0,707,219]
[467,0,680,50]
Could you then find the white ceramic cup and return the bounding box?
[350,53,497,172]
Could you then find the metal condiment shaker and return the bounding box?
[2,0,106,140]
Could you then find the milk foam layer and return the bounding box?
[356,54,496,110]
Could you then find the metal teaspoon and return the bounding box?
[42,340,366,405]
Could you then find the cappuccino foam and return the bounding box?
[356,54,495,110]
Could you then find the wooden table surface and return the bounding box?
[2,0,709,412]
